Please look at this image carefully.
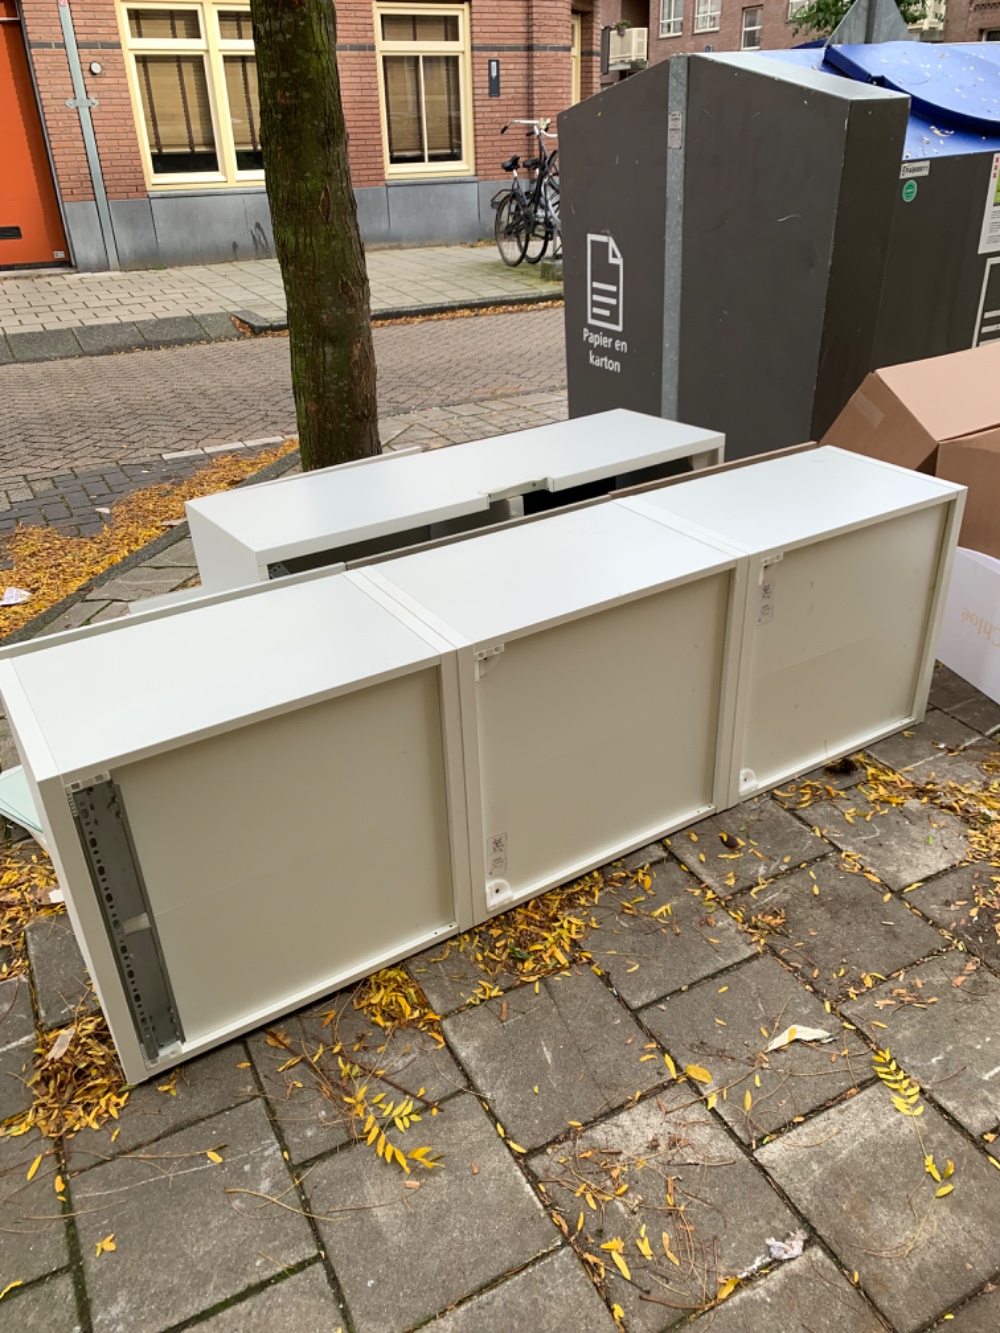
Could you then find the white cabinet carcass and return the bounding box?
[185,410,724,592]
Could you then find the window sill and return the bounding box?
[385,172,477,185]
[658,30,684,37]
[146,183,268,196]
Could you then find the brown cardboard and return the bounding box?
[936,428,1000,561]
[822,341,1000,473]
[821,343,1000,556]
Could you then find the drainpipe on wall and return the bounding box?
[57,0,119,269]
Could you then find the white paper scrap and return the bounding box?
[0,588,31,606]
[765,1025,834,1052]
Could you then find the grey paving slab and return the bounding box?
[586,858,755,1008]
[529,1089,799,1330]
[804,792,969,891]
[843,953,1000,1135]
[72,1098,317,1333]
[930,663,1000,737]
[934,1287,1000,1330]
[672,796,828,895]
[250,990,465,1166]
[24,914,97,1030]
[0,974,36,1122]
[757,1085,1000,1333]
[618,839,671,873]
[193,1264,344,1331]
[38,600,112,635]
[443,968,664,1150]
[642,955,868,1144]
[771,757,866,809]
[0,1275,81,1333]
[734,858,944,1001]
[67,1042,256,1169]
[686,1248,881,1333]
[867,709,983,778]
[408,937,519,1016]
[426,1247,616,1333]
[84,566,193,603]
[72,323,144,356]
[304,1092,558,1333]
[143,537,196,567]
[0,1129,70,1285]
[7,330,82,362]
[907,864,1000,967]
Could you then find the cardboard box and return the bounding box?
[937,547,1000,706]
[822,342,1000,556]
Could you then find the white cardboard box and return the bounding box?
[937,547,1000,705]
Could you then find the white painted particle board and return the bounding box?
[622,447,966,799]
[185,410,725,591]
[0,573,472,1085]
[364,501,745,917]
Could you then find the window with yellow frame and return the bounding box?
[375,3,474,179]
[120,3,264,188]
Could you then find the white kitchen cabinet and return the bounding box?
[185,410,724,592]
[621,447,965,802]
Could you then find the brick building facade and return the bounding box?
[1,0,602,271]
[0,0,992,273]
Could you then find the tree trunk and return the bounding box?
[250,0,379,470]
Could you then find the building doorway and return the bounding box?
[0,0,68,268]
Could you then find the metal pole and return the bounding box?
[57,0,119,269]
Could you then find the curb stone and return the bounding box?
[0,288,563,365]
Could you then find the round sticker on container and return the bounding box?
[902,180,918,203]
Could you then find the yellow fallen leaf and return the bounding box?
[0,1282,22,1302]
[508,1142,527,1154]
[662,1232,680,1265]
[664,1052,677,1079]
[717,1277,738,1301]
[205,1150,223,1164]
[706,1093,717,1110]
[26,1155,41,1183]
[935,1184,954,1197]
[744,1090,752,1112]
[95,1234,116,1257]
[611,1250,631,1281]
[54,1174,64,1195]
[637,1234,653,1260]
[612,1305,625,1321]
[686,1064,712,1084]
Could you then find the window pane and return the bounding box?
[422,54,462,161]
[224,55,263,170]
[218,8,253,39]
[128,8,201,39]
[135,54,219,173]
[381,13,459,42]
[383,55,424,163]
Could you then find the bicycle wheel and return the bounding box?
[494,193,527,267]
[523,206,549,264]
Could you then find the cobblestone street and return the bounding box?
[0,306,565,533]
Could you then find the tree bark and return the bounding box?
[250,0,379,469]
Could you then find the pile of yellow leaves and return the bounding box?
[8,1013,128,1140]
[0,440,296,636]
[351,966,443,1041]
[0,848,59,979]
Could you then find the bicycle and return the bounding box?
[492,119,561,267]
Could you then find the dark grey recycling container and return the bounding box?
[559,45,1000,460]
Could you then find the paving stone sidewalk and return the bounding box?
[2,536,1000,1333]
[0,247,561,363]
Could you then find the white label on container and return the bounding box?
[900,161,930,180]
[668,112,683,150]
[487,833,507,876]
[979,152,1000,255]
